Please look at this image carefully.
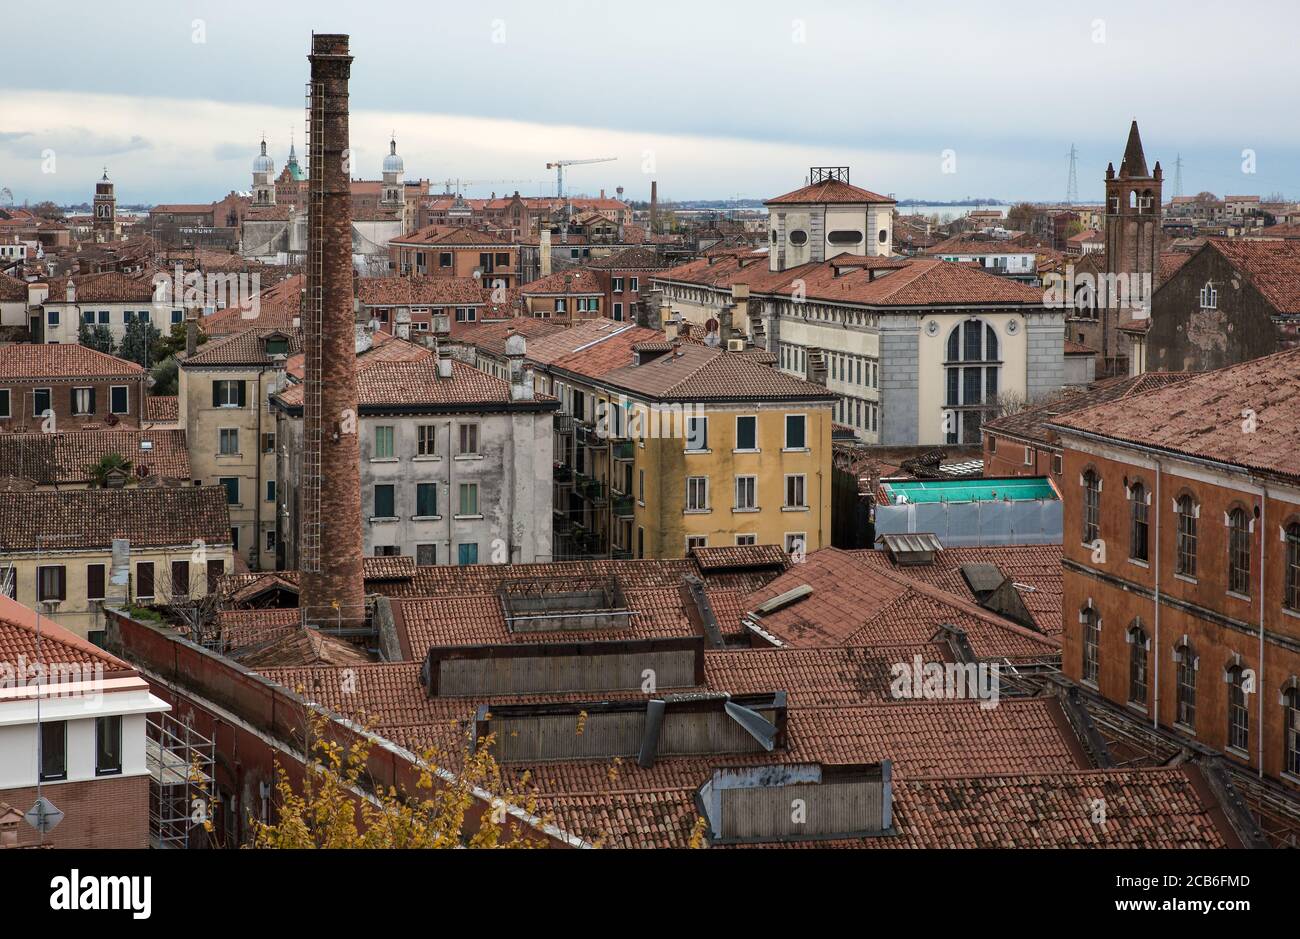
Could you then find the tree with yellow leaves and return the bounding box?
[250,712,551,849]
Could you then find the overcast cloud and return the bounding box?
[0,0,1293,204]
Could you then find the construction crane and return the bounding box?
[438,178,536,196]
[545,157,615,198]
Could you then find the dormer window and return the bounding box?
[263,333,290,356]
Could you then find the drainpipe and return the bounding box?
[1259,485,1267,779]
[1153,459,1161,730]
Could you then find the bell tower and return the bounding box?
[1104,120,1162,285]
[380,135,404,209]
[92,168,116,242]
[252,138,277,206]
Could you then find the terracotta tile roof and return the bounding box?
[0,429,189,485]
[583,247,671,271]
[741,548,1059,660]
[850,544,1065,638]
[1063,340,1096,355]
[598,342,837,403]
[391,225,512,247]
[1204,238,1300,313]
[885,767,1231,849]
[151,203,217,215]
[1157,251,1192,284]
[690,543,789,573]
[984,372,1196,450]
[514,319,643,367]
[519,269,603,296]
[448,317,565,356]
[203,273,304,336]
[43,271,156,303]
[0,594,136,678]
[357,276,488,306]
[145,395,179,422]
[183,327,302,367]
[244,205,292,221]
[233,627,373,668]
[1052,347,1300,482]
[0,272,26,301]
[766,179,894,206]
[0,485,230,551]
[276,356,549,411]
[0,343,144,378]
[925,237,1036,256]
[654,254,1044,308]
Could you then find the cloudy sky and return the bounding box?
[1,0,1294,206]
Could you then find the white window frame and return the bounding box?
[685,475,710,512]
[784,413,808,451]
[735,475,757,511]
[784,474,807,509]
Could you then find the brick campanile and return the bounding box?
[300,33,365,627]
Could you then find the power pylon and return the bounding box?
[1066,144,1080,206]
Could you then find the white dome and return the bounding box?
[383,138,404,175]
[252,139,274,174]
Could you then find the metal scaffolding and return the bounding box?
[146,713,214,849]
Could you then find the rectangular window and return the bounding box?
[87,563,106,601]
[736,534,757,546]
[686,535,708,552]
[136,561,155,600]
[686,476,709,512]
[37,565,66,602]
[212,379,245,408]
[416,483,438,517]
[171,560,190,597]
[373,425,395,459]
[72,387,94,416]
[417,544,436,566]
[374,484,395,518]
[417,425,437,456]
[685,416,708,451]
[207,559,225,592]
[40,721,67,781]
[457,542,479,565]
[735,415,757,451]
[266,480,275,502]
[261,433,276,453]
[785,475,807,508]
[638,469,645,503]
[458,423,479,455]
[785,414,806,449]
[110,385,128,415]
[629,277,639,292]
[33,387,51,417]
[265,530,276,551]
[219,477,239,505]
[219,428,239,455]
[612,277,624,293]
[374,545,400,557]
[735,476,757,510]
[458,483,479,516]
[230,527,239,550]
[439,252,453,268]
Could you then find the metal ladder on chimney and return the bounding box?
[300,80,325,575]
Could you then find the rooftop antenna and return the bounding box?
[1065,145,1079,206]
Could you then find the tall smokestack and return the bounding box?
[300,33,365,628]
[650,181,658,235]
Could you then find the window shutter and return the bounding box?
[237,380,247,408]
[212,381,221,407]
[89,387,97,414]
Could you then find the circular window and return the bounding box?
[827,230,863,245]
[789,229,808,246]
[878,229,888,244]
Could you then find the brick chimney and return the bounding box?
[299,33,366,629]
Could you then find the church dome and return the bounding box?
[252,139,275,174]
[382,137,404,175]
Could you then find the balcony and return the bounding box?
[579,478,607,504]
[612,440,634,462]
[575,423,607,449]
[613,494,634,518]
[554,413,574,434]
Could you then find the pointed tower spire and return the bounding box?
[1121,120,1149,178]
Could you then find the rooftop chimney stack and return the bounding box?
[650,181,658,235]
[299,32,366,629]
[539,228,552,277]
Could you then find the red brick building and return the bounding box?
[1051,348,1300,787]
[388,226,521,288]
[584,246,673,322]
[0,344,149,432]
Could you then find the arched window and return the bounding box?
[1285,523,1300,612]
[1285,687,1300,778]
[1081,470,1101,546]
[1176,495,1197,576]
[1228,508,1251,595]
[1128,624,1148,706]
[1175,642,1197,730]
[1129,482,1149,561]
[943,319,1001,445]
[1081,607,1100,685]
[1226,664,1250,753]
